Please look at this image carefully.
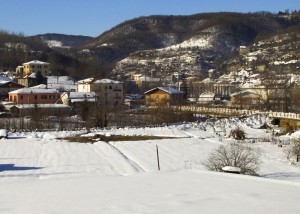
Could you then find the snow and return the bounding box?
[94,78,121,84]
[0,75,13,84]
[45,40,71,49]
[273,60,298,65]
[23,60,49,65]
[8,88,59,94]
[0,129,7,138]
[1,116,300,213]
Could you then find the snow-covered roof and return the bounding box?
[29,73,37,78]
[68,92,96,99]
[21,72,46,79]
[94,78,121,84]
[30,84,47,89]
[77,78,121,84]
[71,98,96,103]
[77,77,94,84]
[23,60,49,65]
[46,76,76,84]
[0,80,11,86]
[125,94,143,100]
[144,87,184,95]
[202,78,214,83]
[9,88,59,94]
[231,90,261,98]
[249,73,260,78]
[199,92,215,98]
[0,75,13,83]
[10,104,70,109]
[138,76,161,82]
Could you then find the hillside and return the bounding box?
[31,33,93,49]
[83,12,300,78]
[1,12,300,80]
[0,31,101,79]
[223,26,300,75]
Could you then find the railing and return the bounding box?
[154,105,300,120]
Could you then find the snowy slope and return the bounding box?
[0,170,299,214]
[0,123,300,213]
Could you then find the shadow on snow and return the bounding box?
[0,164,42,172]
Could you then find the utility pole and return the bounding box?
[156,145,160,171]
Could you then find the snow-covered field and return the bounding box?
[1,116,300,213]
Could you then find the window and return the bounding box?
[20,95,23,100]
[109,85,112,89]
[41,95,47,99]
[35,95,37,99]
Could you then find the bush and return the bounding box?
[229,126,245,140]
[285,137,300,163]
[202,143,262,176]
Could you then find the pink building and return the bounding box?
[8,88,61,104]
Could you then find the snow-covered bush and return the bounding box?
[202,143,262,176]
[285,137,300,162]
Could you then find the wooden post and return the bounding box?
[156,145,160,170]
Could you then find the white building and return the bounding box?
[77,78,124,108]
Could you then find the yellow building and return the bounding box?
[144,87,184,106]
[19,60,50,76]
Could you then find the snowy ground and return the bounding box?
[1,115,300,213]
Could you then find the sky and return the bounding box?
[1,0,299,37]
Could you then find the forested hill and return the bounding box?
[84,12,299,60]
[1,12,300,79]
[30,33,93,49]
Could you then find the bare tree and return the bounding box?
[285,137,300,163]
[202,143,262,176]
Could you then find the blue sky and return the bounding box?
[1,0,299,37]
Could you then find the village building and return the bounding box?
[124,94,144,109]
[132,74,161,92]
[46,76,77,92]
[60,91,97,114]
[77,78,124,108]
[144,87,184,106]
[198,92,218,104]
[8,88,61,105]
[9,104,71,118]
[0,75,24,100]
[230,90,262,109]
[16,60,50,76]
[17,72,48,88]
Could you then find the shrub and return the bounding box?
[202,143,262,176]
[229,126,245,140]
[285,137,300,162]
